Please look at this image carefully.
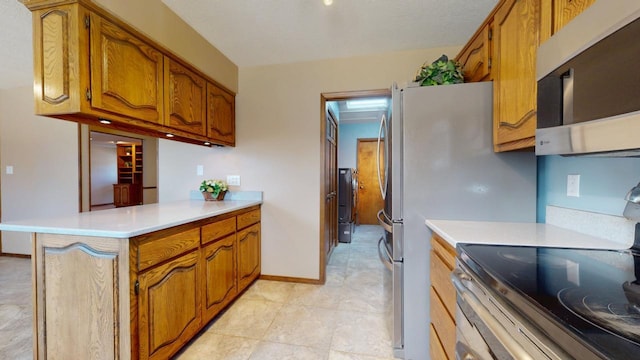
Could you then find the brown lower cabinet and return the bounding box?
[31,205,260,360]
[429,234,456,360]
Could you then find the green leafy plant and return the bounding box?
[414,55,464,86]
[199,179,228,197]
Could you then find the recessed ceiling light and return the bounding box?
[323,0,333,6]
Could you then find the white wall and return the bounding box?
[158,47,461,280]
[90,143,117,205]
[0,86,79,254]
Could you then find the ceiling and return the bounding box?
[0,0,499,94]
[161,0,499,67]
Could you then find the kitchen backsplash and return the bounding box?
[537,155,640,222]
[546,205,635,247]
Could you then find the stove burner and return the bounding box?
[497,251,568,268]
[558,287,640,345]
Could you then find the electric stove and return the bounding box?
[457,243,640,359]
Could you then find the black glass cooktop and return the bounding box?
[458,243,640,359]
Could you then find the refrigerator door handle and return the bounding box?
[376,209,392,233]
[377,237,393,271]
[376,113,388,200]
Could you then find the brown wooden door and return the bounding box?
[357,139,384,225]
[207,83,236,146]
[89,13,164,124]
[138,250,201,360]
[324,111,338,259]
[202,234,237,323]
[164,57,207,136]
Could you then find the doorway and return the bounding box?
[79,125,159,212]
[356,138,384,225]
[319,89,391,283]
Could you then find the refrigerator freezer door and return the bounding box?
[400,82,536,360]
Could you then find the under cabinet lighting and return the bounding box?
[166,133,174,138]
[99,119,111,125]
[204,142,211,146]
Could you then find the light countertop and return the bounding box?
[425,219,631,251]
[0,199,262,239]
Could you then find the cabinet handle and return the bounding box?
[134,280,139,295]
[85,88,92,101]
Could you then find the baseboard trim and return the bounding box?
[259,274,323,285]
[0,253,31,259]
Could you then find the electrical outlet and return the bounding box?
[227,175,240,186]
[567,174,580,197]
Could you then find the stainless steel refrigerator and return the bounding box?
[376,81,536,359]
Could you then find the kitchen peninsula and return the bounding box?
[0,194,262,360]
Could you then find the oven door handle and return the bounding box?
[452,269,534,360]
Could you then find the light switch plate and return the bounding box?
[196,165,204,176]
[227,175,240,186]
[567,174,580,197]
[6,165,13,175]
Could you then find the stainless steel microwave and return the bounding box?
[536,0,640,156]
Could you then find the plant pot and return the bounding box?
[202,190,227,201]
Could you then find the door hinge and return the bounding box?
[134,280,140,295]
[84,15,90,29]
[85,88,91,101]
[488,28,493,41]
[488,57,492,69]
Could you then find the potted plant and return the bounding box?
[199,179,228,201]
[414,55,464,86]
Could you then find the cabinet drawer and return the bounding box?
[237,208,260,229]
[431,235,455,269]
[138,228,200,271]
[430,287,456,360]
[201,217,236,245]
[430,250,456,319]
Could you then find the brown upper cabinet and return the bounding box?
[90,14,164,124]
[456,0,595,152]
[456,22,493,82]
[22,0,235,147]
[492,0,540,152]
[164,58,207,136]
[207,83,236,146]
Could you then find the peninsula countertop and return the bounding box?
[0,197,262,239]
[425,219,631,250]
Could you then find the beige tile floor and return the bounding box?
[0,225,396,360]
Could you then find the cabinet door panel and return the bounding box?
[457,24,492,82]
[207,83,235,146]
[90,14,163,124]
[138,251,201,360]
[164,58,207,135]
[493,0,539,150]
[237,223,260,291]
[202,234,237,322]
[430,287,455,360]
